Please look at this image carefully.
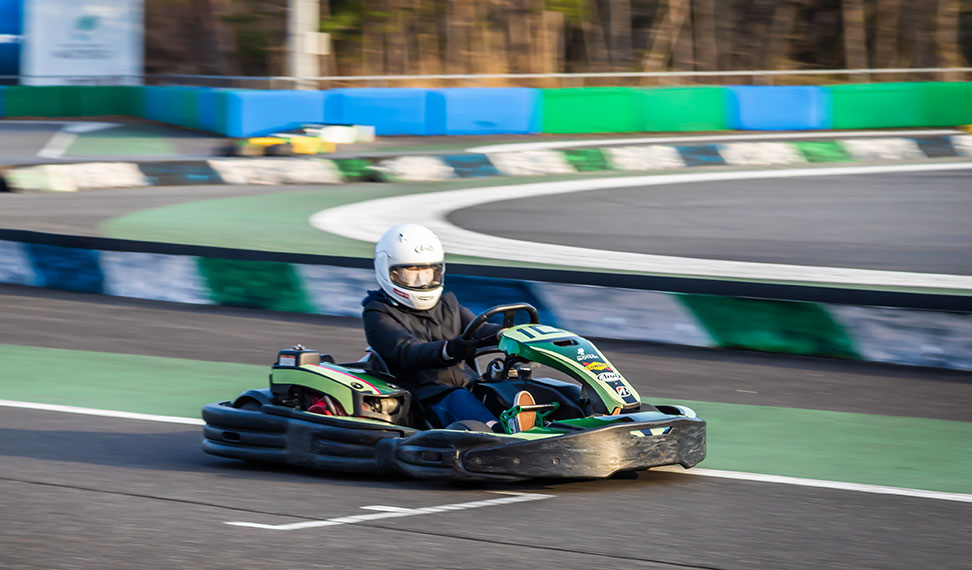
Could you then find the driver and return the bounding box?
[361,223,535,433]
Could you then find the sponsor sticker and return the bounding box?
[576,349,599,361]
[414,243,434,253]
[392,288,410,300]
[597,372,621,382]
[585,361,611,372]
[279,355,296,366]
[616,386,631,397]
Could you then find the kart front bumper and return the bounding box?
[387,417,706,481]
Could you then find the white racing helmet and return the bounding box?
[374,224,445,311]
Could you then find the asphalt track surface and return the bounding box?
[0,121,227,164]
[3,285,972,570]
[450,170,972,275]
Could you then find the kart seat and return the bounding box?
[336,347,390,375]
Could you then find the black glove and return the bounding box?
[446,335,477,360]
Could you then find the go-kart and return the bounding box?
[202,304,706,482]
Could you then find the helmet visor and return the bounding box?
[389,263,444,290]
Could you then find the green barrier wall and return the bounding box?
[1,86,142,117]
[640,86,729,131]
[1,86,66,116]
[61,86,143,116]
[829,82,931,129]
[541,87,644,134]
[678,294,860,359]
[197,258,313,313]
[923,81,972,127]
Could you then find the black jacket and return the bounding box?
[362,289,495,402]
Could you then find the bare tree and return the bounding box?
[842,0,868,79]
[935,0,966,80]
[642,0,691,71]
[874,0,902,69]
[694,0,718,72]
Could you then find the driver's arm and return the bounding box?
[363,308,452,371]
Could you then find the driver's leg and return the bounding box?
[428,388,500,430]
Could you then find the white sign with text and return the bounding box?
[20,0,142,85]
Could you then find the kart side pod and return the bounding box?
[270,347,411,425]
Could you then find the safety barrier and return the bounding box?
[641,86,729,132]
[0,232,969,371]
[541,87,645,134]
[728,86,831,130]
[426,87,540,135]
[1,82,971,137]
[325,88,430,136]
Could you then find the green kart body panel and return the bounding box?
[202,304,706,481]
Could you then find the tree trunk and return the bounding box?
[842,0,868,80]
[874,0,902,69]
[580,0,610,74]
[642,0,691,72]
[607,0,632,69]
[672,4,694,76]
[694,0,718,72]
[902,0,936,70]
[935,0,966,80]
[190,0,223,74]
[761,0,801,72]
[446,0,474,74]
[361,0,386,76]
[415,0,442,78]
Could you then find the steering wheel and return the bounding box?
[460,303,540,371]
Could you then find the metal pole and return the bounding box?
[287,0,320,89]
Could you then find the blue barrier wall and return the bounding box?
[325,88,430,135]
[0,0,21,76]
[426,88,540,135]
[143,86,200,129]
[223,89,327,137]
[728,86,832,130]
[196,88,226,134]
[26,244,104,294]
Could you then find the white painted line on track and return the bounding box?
[34,121,119,159]
[467,129,961,153]
[309,161,972,291]
[225,491,554,531]
[654,466,972,504]
[4,398,971,504]
[0,399,205,425]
